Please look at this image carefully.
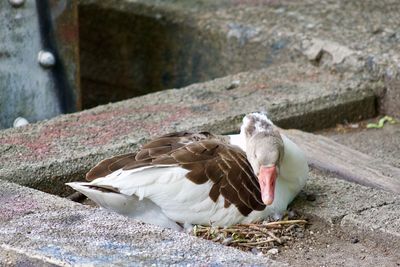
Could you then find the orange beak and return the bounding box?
[258,165,277,205]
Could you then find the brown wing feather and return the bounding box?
[86,153,136,181]
[177,142,266,215]
[86,132,215,181]
[85,131,265,216]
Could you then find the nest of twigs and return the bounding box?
[192,216,308,255]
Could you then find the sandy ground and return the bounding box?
[318,116,400,168]
[275,216,400,266]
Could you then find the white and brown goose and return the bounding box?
[67,113,308,230]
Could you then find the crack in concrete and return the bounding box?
[354,200,398,215]
[331,200,399,226]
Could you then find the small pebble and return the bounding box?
[267,248,279,255]
[13,117,29,127]
[288,210,298,219]
[296,232,305,238]
[349,123,359,128]
[251,248,261,255]
[226,80,240,90]
[350,237,359,244]
[272,212,284,221]
[222,237,233,245]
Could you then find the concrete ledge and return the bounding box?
[0,180,78,224]
[341,203,400,241]
[292,169,400,245]
[0,62,378,196]
[79,0,400,118]
[0,180,284,266]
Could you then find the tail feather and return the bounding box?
[66,182,182,230]
[66,182,136,213]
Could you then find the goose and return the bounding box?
[67,112,308,231]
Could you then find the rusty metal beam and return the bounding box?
[0,0,80,129]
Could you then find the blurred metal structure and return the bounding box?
[0,0,80,129]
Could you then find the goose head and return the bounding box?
[241,113,284,205]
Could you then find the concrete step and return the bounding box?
[0,180,285,266]
[79,0,400,118]
[1,168,398,266]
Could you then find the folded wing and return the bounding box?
[81,132,266,225]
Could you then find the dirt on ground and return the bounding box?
[275,216,400,267]
[192,211,400,267]
[317,116,400,168]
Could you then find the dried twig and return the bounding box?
[192,218,308,254]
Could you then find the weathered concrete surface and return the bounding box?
[315,120,400,243]
[341,203,400,240]
[79,0,400,115]
[292,169,400,244]
[320,120,400,168]
[284,129,400,194]
[0,180,284,266]
[0,62,378,196]
[0,180,79,224]
[1,170,399,266]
